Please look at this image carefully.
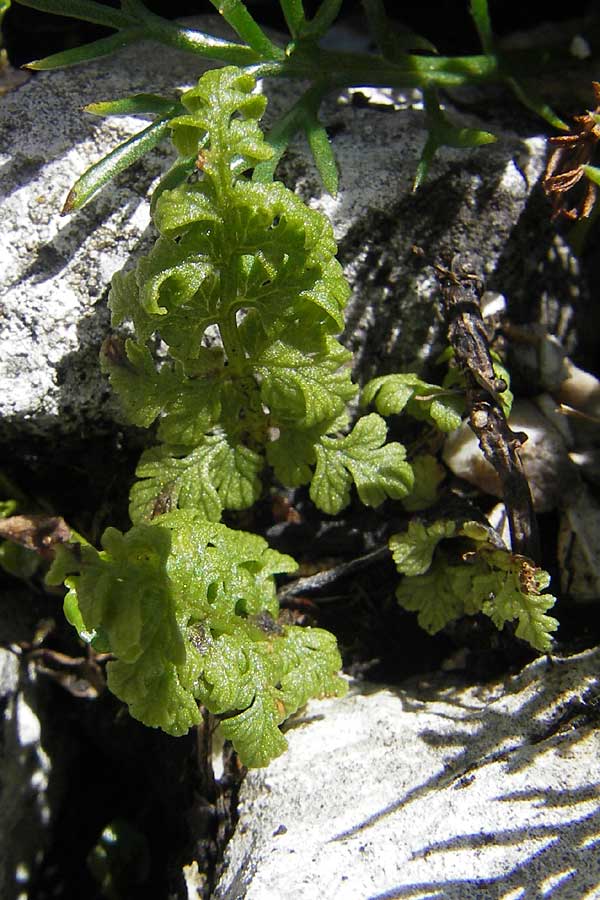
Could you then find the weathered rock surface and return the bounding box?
[0,17,583,439]
[213,647,600,900]
[0,638,69,900]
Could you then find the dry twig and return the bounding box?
[435,263,540,562]
[542,81,600,221]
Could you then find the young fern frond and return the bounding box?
[103,66,412,523]
[49,511,346,765]
[391,517,558,653]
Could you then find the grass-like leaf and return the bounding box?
[85,93,183,118]
[62,115,176,213]
[583,164,600,187]
[306,118,338,196]
[469,0,494,54]
[505,76,568,131]
[279,0,306,38]
[26,30,143,70]
[149,156,196,216]
[301,0,343,40]
[207,0,285,60]
[252,95,309,184]
[362,0,437,60]
[253,82,337,193]
[413,87,496,190]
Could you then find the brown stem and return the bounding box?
[436,263,540,562]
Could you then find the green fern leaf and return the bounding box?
[310,413,414,514]
[130,436,264,524]
[390,518,457,576]
[257,333,356,428]
[363,373,464,431]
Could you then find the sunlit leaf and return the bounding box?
[26,30,142,70]
[62,116,175,212]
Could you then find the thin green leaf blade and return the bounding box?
[85,94,183,118]
[208,0,285,59]
[25,29,142,70]
[252,83,329,186]
[253,106,304,184]
[469,0,493,54]
[302,0,343,39]
[306,121,338,196]
[279,0,306,37]
[583,164,600,188]
[362,0,437,59]
[149,156,196,215]
[62,116,173,213]
[506,76,568,131]
[115,0,263,65]
[414,88,496,189]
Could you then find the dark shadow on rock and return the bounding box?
[490,188,584,364]
[369,785,600,899]
[0,582,214,899]
[331,649,600,847]
[336,135,555,385]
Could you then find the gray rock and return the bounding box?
[213,647,600,900]
[0,649,53,900]
[0,18,583,439]
[0,589,80,900]
[0,30,194,438]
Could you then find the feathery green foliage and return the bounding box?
[103,67,412,521]
[51,67,416,765]
[49,511,345,764]
[14,0,570,765]
[392,517,558,652]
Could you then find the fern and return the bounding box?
[51,66,416,765]
[32,57,562,763]
[392,517,558,652]
[49,512,346,764]
[103,67,412,520]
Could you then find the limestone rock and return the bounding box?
[0,647,56,900]
[0,18,582,439]
[213,647,600,900]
